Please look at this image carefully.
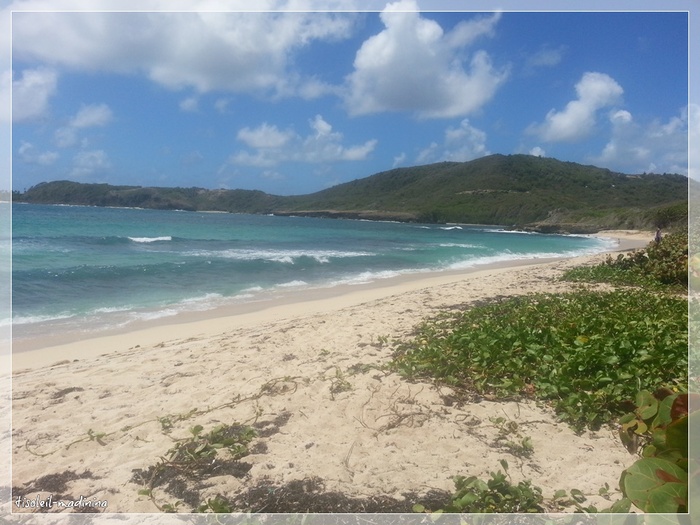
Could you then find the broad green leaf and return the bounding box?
[607,497,632,513]
[635,390,659,420]
[665,416,688,453]
[570,488,586,503]
[651,394,676,429]
[458,492,478,507]
[634,420,648,435]
[622,457,687,512]
[619,412,636,425]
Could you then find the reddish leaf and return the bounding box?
[656,468,682,484]
[671,394,688,420]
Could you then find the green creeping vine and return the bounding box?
[393,289,687,433]
[136,423,256,512]
[434,460,544,513]
[413,460,547,514]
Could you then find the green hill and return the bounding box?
[14,154,689,233]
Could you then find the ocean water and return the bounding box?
[9,203,614,341]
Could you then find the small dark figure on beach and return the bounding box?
[655,228,663,243]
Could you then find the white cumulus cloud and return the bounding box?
[71,149,111,178]
[12,9,357,99]
[7,67,58,122]
[610,109,632,124]
[237,123,295,149]
[71,103,113,128]
[310,114,333,137]
[344,1,507,118]
[417,119,489,164]
[231,115,377,167]
[18,141,59,165]
[392,152,407,168]
[531,72,623,142]
[592,105,691,176]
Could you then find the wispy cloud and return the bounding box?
[55,103,113,147]
[524,44,567,74]
[18,141,59,165]
[179,97,199,112]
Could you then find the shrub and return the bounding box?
[564,231,688,290]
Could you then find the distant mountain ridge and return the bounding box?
[14,154,689,233]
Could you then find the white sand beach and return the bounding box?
[6,231,653,515]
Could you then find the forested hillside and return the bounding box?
[14,154,689,233]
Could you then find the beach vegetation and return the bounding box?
[413,460,545,514]
[133,422,256,512]
[347,362,379,375]
[489,417,535,458]
[616,389,694,513]
[196,494,233,513]
[370,334,390,347]
[396,229,691,514]
[392,289,687,433]
[329,367,353,398]
[563,231,688,290]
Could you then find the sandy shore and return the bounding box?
[5,231,652,516]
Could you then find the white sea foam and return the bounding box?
[120,293,226,323]
[177,292,224,306]
[184,248,373,264]
[92,306,132,314]
[276,280,308,288]
[133,308,181,321]
[482,228,538,235]
[241,286,265,293]
[328,268,418,286]
[439,243,481,248]
[446,245,608,270]
[7,312,76,326]
[128,236,172,243]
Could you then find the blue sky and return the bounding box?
[4,0,698,195]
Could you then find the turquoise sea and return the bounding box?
[9,203,614,342]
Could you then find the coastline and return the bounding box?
[9,231,651,514]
